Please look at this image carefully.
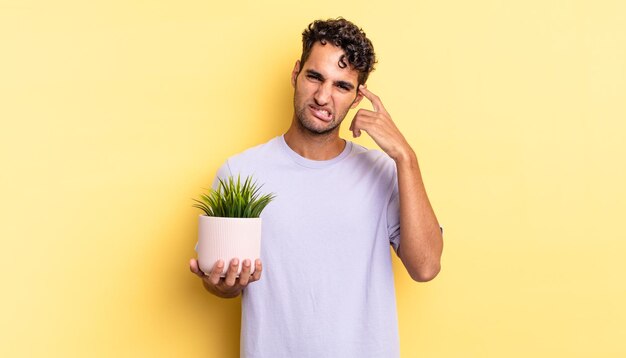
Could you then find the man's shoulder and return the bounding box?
[228,136,280,160]
[348,141,397,170]
[221,136,283,172]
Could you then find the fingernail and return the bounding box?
[233,259,239,266]
[244,259,250,267]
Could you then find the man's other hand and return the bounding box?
[189,258,262,298]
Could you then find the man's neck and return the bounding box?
[283,122,346,161]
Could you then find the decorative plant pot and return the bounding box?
[197,215,262,277]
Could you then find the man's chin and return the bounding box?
[295,112,341,135]
[302,122,338,136]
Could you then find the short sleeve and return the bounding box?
[387,179,401,253]
[211,160,233,190]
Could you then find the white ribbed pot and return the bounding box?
[197,215,262,277]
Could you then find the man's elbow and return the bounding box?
[408,263,441,282]
[398,244,443,282]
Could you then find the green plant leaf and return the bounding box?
[192,175,276,218]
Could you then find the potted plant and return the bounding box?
[193,175,275,277]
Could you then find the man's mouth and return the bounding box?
[309,105,333,122]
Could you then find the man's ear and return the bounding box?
[350,89,364,109]
[291,60,301,88]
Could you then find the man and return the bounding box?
[190,18,443,357]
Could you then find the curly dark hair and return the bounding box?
[300,18,377,85]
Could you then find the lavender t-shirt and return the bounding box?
[214,136,401,358]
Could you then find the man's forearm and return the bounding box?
[395,149,443,282]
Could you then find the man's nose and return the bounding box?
[314,83,331,105]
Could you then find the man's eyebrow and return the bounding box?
[335,80,355,90]
[305,69,324,79]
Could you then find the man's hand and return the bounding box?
[349,85,413,162]
[189,258,262,298]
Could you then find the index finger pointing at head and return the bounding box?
[359,85,385,113]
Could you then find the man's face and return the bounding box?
[291,42,363,135]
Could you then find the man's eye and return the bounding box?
[307,75,321,81]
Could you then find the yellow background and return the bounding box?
[1,0,625,356]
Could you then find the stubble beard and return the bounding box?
[294,104,340,136]
[293,96,351,137]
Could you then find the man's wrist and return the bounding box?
[392,146,417,165]
[204,280,242,298]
